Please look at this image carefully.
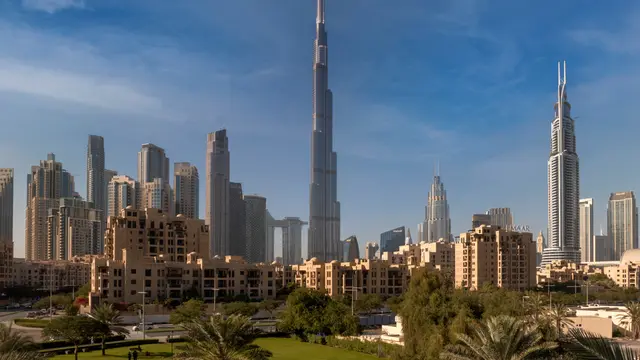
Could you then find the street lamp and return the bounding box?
[138,291,147,340]
[49,263,54,321]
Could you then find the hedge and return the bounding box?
[38,335,126,350]
[38,339,159,355]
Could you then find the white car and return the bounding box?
[132,324,153,331]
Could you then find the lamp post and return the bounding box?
[49,262,53,321]
[138,291,147,340]
[544,281,555,307]
[169,330,174,357]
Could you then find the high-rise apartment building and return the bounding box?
[25,154,75,260]
[364,242,379,260]
[103,169,117,218]
[541,62,581,265]
[487,208,514,228]
[107,175,140,217]
[456,225,536,290]
[137,144,169,184]
[86,135,105,211]
[0,169,14,288]
[141,178,173,216]
[244,195,267,263]
[228,182,246,257]
[471,214,491,229]
[579,198,594,262]
[174,162,199,219]
[104,207,209,262]
[342,236,360,262]
[424,171,451,243]
[607,192,638,261]
[281,217,307,266]
[380,226,405,253]
[47,198,102,260]
[206,130,230,258]
[594,234,613,262]
[308,0,341,262]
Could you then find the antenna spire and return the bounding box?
[317,0,325,24]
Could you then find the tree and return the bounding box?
[546,304,574,339]
[0,323,37,353]
[76,282,90,297]
[524,291,547,324]
[65,303,79,316]
[177,315,272,360]
[221,302,259,317]
[619,301,640,339]
[170,299,205,325]
[566,328,638,360]
[89,303,129,355]
[33,294,72,309]
[259,299,280,319]
[356,294,382,315]
[441,315,557,360]
[278,288,331,340]
[43,316,107,360]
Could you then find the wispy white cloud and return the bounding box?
[22,0,85,13]
[567,10,640,54]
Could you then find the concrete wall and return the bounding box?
[565,316,613,338]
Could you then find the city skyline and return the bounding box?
[0,1,639,258]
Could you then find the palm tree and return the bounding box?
[89,303,130,355]
[524,292,547,323]
[566,328,639,360]
[177,314,272,360]
[440,315,557,360]
[619,301,640,339]
[546,303,574,339]
[0,323,36,353]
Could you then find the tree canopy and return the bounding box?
[170,299,206,325]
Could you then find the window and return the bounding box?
[131,269,137,274]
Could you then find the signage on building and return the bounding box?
[506,225,530,232]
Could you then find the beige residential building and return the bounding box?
[382,241,454,274]
[141,179,173,216]
[0,168,14,288]
[91,251,278,305]
[47,198,102,260]
[286,257,418,298]
[104,207,210,263]
[455,225,536,290]
[604,249,640,288]
[25,154,75,260]
[173,162,199,219]
[537,260,602,284]
[12,257,92,289]
[107,175,140,218]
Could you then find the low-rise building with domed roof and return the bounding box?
[604,249,640,288]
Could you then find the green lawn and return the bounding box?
[14,318,49,328]
[51,338,379,359]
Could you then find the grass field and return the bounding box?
[51,338,379,359]
[14,318,49,328]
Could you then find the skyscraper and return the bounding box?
[308,0,341,262]
[141,178,173,215]
[244,194,267,263]
[47,197,102,260]
[424,170,452,243]
[0,169,13,288]
[137,144,169,185]
[206,130,230,257]
[174,162,199,219]
[487,208,514,229]
[281,217,307,266]
[541,61,581,265]
[380,226,405,253]
[228,182,246,257]
[342,235,360,261]
[103,169,117,218]
[364,242,379,260]
[87,135,105,210]
[107,175,140,217]
[26,154,75,260]
[607,192,638,261]
[579,198,594,262]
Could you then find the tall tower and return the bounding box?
[244,194,267,263]
[174,162,199,219]
[87,136,105,210]
[206,130,230,258]
[541,61,581,265]
[607,192,638,261]
[0,169,13,288]
[137,144,170,185]
[308,0,341,262]
[579,198,594,262]
[424,166,452,243]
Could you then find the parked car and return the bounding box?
[132,323,153,331]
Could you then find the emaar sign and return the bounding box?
[506,225,530,232]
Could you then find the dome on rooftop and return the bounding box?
[621,249,640,264]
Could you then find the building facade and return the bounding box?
[380,227,405,253]
[47,198,102,260]
[279,217,307,266]
[0,169,13,288]
[26,154,75,260]
[86,135,105,236]
[342,236,360,262]
[487,208,514,229]
[103,169,118,219]
[424,172,452,242]
[542,61,581,265]
[579,198,594,262]
[456,225,536,290]
[244,195,267,264]
[142,178,173,216]
[608,192,638,261]
[12,257,92,290]
[471,214,491,229]
[137,144,169,185]
[206,130,230,258]
[173,162,199,219]
[308,0,341,262]
[364,242,379,260]
[594,234,613,262]
[107,175,140,218]
[228,182,246,257]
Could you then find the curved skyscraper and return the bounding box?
[308,0,341,262]
[424,171,452,243]
[541,61,581,265]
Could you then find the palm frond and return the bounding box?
[566,328,639,360]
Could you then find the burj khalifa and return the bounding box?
[308,0,341,262]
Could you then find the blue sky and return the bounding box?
[0,0,638,258]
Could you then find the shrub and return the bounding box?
[38,335,126,349]
[38,339,159,355]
